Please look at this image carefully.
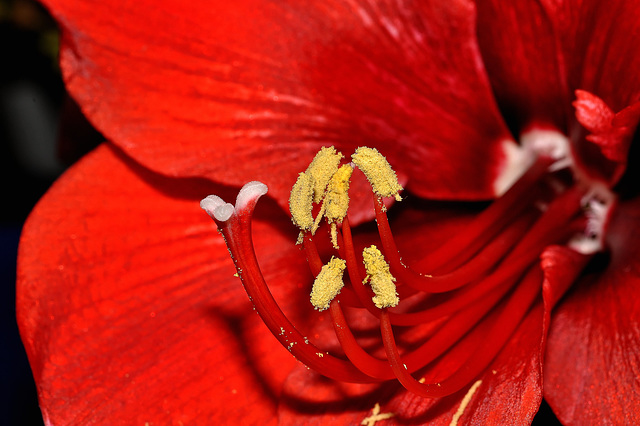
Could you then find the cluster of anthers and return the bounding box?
[201,143,614,399]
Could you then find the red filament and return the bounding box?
[209,154,598,398]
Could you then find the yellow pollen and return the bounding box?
[351,146,403,201]
[310,257,346,311]
[361,403,395,426]
[362,246,399,308]
[323,163,354,249]
[290,147,346,243]
[324,163,353,224]
[306,146,344,203]
[289,172,315,233]
[450,380,482,426]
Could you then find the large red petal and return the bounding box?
[43,0,512,208]
[544,198,640,424]
[476,0,640,138]
[541,0,640,112]
[475,0,569,132]
[17,144,314,424]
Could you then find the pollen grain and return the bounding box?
[450,380,483,426]
[351,146,403,201]
[361,403,395,426]
[325,163,353,224]
[289,172,315,233]
[362,245,399,308]
[306,146,344,203]
[324,163,354,248]
[310,257,346,311]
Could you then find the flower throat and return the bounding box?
[201,143,612,398]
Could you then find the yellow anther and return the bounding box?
[351,146,403,201]
[323,163,354,249]
[306,146,344,203]
[310,257,346,311]
[289,172,315,233]
[290,147,346,244]
[324,163,353,224]
[362,246,399,308]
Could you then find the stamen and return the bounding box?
[324,164,353,223]
[373,193,537,293]
[379,266,543,398]
[204,143,608,403]
[362,246,399,309]
[289,172,315,234]
[310,257,346,311]
[306,146,344,202]
[338,217,383,315]
[290,147,347,243]
[416,155,554,271]
[324,163,353,248]
[351,147,403,201]
[201,182,376,383]
[329,300,391,379]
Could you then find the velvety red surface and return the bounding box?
[18,0,640,424]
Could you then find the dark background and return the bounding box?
[2,1,61,424]
[0,0,561,424]
[1,1,100,424]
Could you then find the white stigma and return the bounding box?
[200,195,235,222]
[236,181,268,211]
[200,181,269,222]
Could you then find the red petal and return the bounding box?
[544,198,640,424]
[45,0,512,208]
[440,303,544,425]
[17,144,314,423]
[572,90,640,183]
[477,0,640,137]
[542,0,640,112]
[540,245,591,312]
[475,0,569,132]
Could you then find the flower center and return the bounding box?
[201,139,614,397]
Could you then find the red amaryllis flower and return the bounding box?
[17,0,640,424]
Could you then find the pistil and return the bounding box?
[201,144,613,398]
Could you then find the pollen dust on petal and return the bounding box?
[361,403,395,426]
[449,379,483,426]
